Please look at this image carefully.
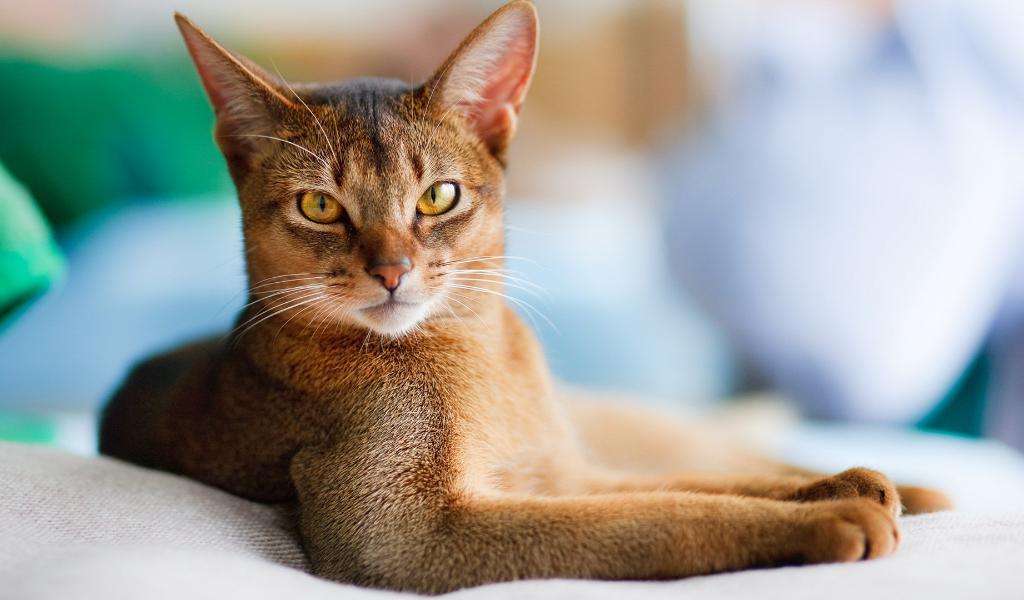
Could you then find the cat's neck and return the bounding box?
[219,300,513,404]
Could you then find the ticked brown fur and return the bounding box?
[100,2,951,594]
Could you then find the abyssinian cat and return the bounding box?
[100,1,951,594]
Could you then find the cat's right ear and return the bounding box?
[174,14,295,169]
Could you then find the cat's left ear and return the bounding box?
[421,0,539,162]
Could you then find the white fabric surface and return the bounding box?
[0,442,307,577]
[778,424,1024,512]
[3,441,1024,599]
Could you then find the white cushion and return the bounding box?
[3,441,1023,599]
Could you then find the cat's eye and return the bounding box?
[417,182,460,216]
[299,192,344,224]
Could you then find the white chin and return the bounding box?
[357,301,430,337]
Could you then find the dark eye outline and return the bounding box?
[297,191,345,225]
[416,181,461,216]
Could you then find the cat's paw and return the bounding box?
[791,467,900,516]
[897,485,954,514]
[798,498,901,563]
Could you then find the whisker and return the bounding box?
[504,224,543,235]
[274,295,329,343]
[444,268,534,280]
[272,61,339,169]
[218,274,330,316]
[423,60,455,113]
[438,255,539,267]
[248,278,331,295]
[444,269,549,295]
[418,60,461,155]
[427,89,473,150]
[218,272,321,315]
[234,290,323,335]
[239,282,328,313]
[314,300,346,342]
[231,289,329,341]
[302,293,337,339]
[360,327,375,354]
[445,283,559,334]
[233,294,329,344]
[310,291,348,342]
[239,284,330,311]
[438,299,466,329]
[443,267,524,274]
[445,276,547,302]
[248,272,330,288]
[441,292,486,327]
[230,134,330,171]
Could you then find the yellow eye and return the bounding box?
[299,192,344,224]
[417,182,460,216]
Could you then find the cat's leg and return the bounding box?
[741,463,955,515]
[566,396,952,514]
[580,466,903,516]
[889,485,955,514]
[292,445,898,594]
[565,392,787,474]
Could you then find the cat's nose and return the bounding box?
[367,258,413,292]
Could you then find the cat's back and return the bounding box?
[99,336,222,469]
[100,333,311,502]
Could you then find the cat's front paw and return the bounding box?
[791,467,900,516]
[798,498,900,563]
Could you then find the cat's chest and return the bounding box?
[249,325,557,450]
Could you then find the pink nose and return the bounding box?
[367,259,412,292]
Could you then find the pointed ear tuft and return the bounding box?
[174,13,295,166]
[422,0,539,161]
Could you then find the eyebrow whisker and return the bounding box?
[231,134,331,171]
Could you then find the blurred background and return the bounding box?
[2,0,1023,508]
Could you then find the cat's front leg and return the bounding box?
[751,463,954,515]
[292,445,899,594]
[582,466,902,516]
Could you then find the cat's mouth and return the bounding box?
[364,298,420,312]
[358,298,430,336]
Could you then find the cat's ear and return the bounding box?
[174,13,295,168]
[421,0,539,162]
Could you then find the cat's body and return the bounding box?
[100,2,951,594]
[103,301,559,506]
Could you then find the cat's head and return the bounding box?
[176,1,538,337]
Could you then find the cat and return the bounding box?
[99,1,951,594]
